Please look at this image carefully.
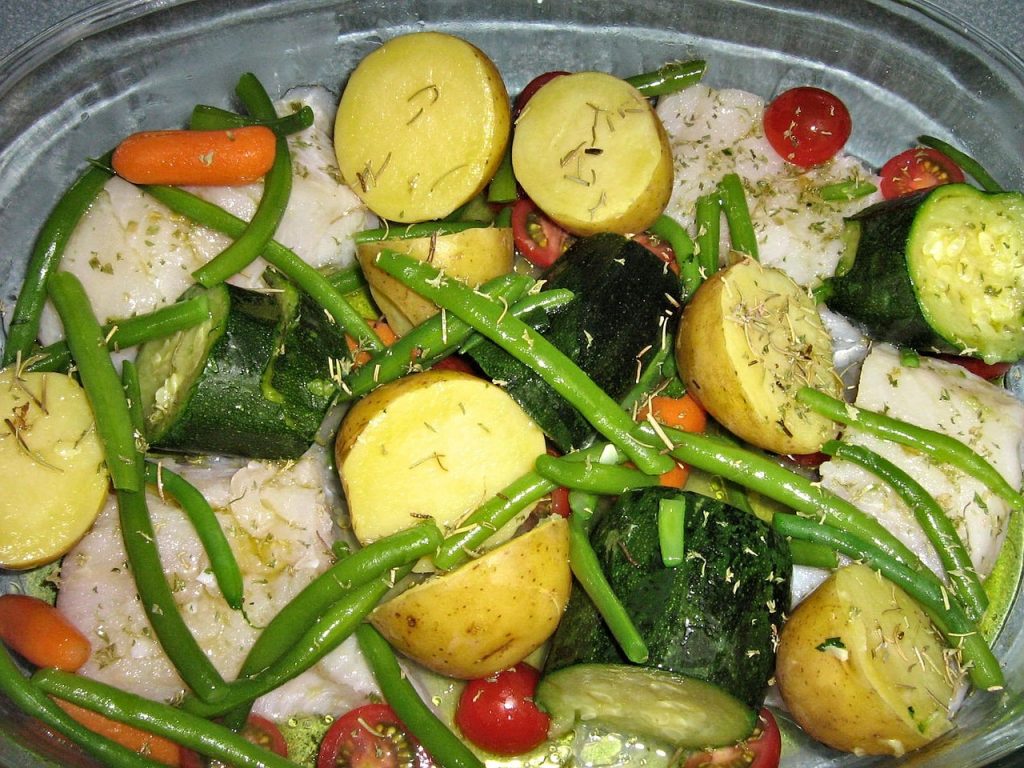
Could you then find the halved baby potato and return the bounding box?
[356,226,513,335]
[0,369,109,569]
[370,516,571,678]
[334,31,511,222]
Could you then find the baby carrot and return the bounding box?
[53,699,181,767]
[111,126,276,186]
[639,393,708,434]
[0,594,90,672]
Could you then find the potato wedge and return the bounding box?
[356,226,513,335]
[512,71,673,236]
[336,369,546,548]
[0,369,109,569]
[334,31,510,222]
[370,516,571,678]
[776,563,956,756]
[675,258,841,454]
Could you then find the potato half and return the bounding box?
[336,369,546,548]
[334,31,510,222]
[512,71,673,235]
[371,516,571,678]
[356,226,513,335]
[675,258,841,454]
[776,563,957,756]
[0,369,109,569]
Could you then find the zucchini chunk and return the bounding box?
[825,184,1024,363]
[541,488,791,747]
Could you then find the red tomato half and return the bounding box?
[317,704,432,768]
[455,663,551,756]
[179,714,288,767]
[632,231,679,275]
[684,708,782,768]
[932,353,1012,381]
[763,87,852,167]
[511,198,571,269]
[513,71,570,117]
[879,147,964,199]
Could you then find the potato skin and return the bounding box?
[776,564,956,756]
[676,258,840,454]
[370,517,571,678]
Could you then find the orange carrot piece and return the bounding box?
[0,594,90,671]
[53,698,181,767]
[111,126,277,186]
[639,394,707,434]
[658,461,690,489]
[346,319,397,366]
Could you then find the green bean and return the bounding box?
[373,249,674,477]
[818,180,877,201]
[46,272,141,492]
[694,191,721,277]
[619,338,673,415]
[626,59,707,98]
[658,497,687,567]
[2,155,113,368]
[120,360,144,436]
[192,74,292,287]
[822,439,987,621]
[772,513,1003,691]
[493,204,513,228]
[183,575,395,717]
[31,669,301,768]
[25,294,210,374]
[917,135,1004,193]
[144,461,244,610]
[717,173,759,260]
[325,264,369,295]
[189,103,315,134]
[458,288,575,355]
[649,214,699,300]
[0,645,165,768]
[354,220,487,244]
[568,511,649,663]
[487,142,518,204]
[797,386,1024,511]
[568,488,599,528]
[536,453,661,494]
[645,424,925,570]
[787,539,838,569]
[140,184,382,354]
[356,624,485,768]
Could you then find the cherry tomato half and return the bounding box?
[513,71,570,118]
[879,147,965,199]
[763,87,852,168]
[511,198,571,269]
[684,708,782,768]
[455,663,551,756]
[631,231,679,275]
[317,704,433,768]
[932,353,1012,381]
[179,714,288,767]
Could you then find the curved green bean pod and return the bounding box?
[0,645,165,768]
[356,624,485,768]
[46,272,140,492]
[772,513,1003,691]
[372,249,674,476]
[649,214,699,300]
[626,59,707,97]
[354,220,487,244]
[144,461,244,610]
[694,191,721,277]
[31,669,300,768]
[189,103,315,134]
[797,387,1024,511]
[2,155,113,367]
[457,288,575,355]
[717,173,759,260]
[822,440,987,621]
[536,453,661,495]
[917,135,1004,193]
[192,74,292,287]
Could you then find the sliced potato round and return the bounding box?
[512,71,673,235]
[0,369,109,569]
[371,516,571,678]
[675,258,841,454]
[776,563,956,756]
[336,369,546,548]
[334,31,510,222]
[356,226,513,335]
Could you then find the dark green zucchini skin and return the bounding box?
[468,233,680,452]
[544,488,791,710]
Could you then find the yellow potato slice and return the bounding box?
[675,258,841,454]
[512,71,673,235]
[370,516,571,678]
[334,31,511,222]
[336,369,546,548]
[776,563,956,756]
[0,369,109,569]
[356,226,513,335]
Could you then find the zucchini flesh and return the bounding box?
[826,184,1024,363]
[468,233,680,451]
